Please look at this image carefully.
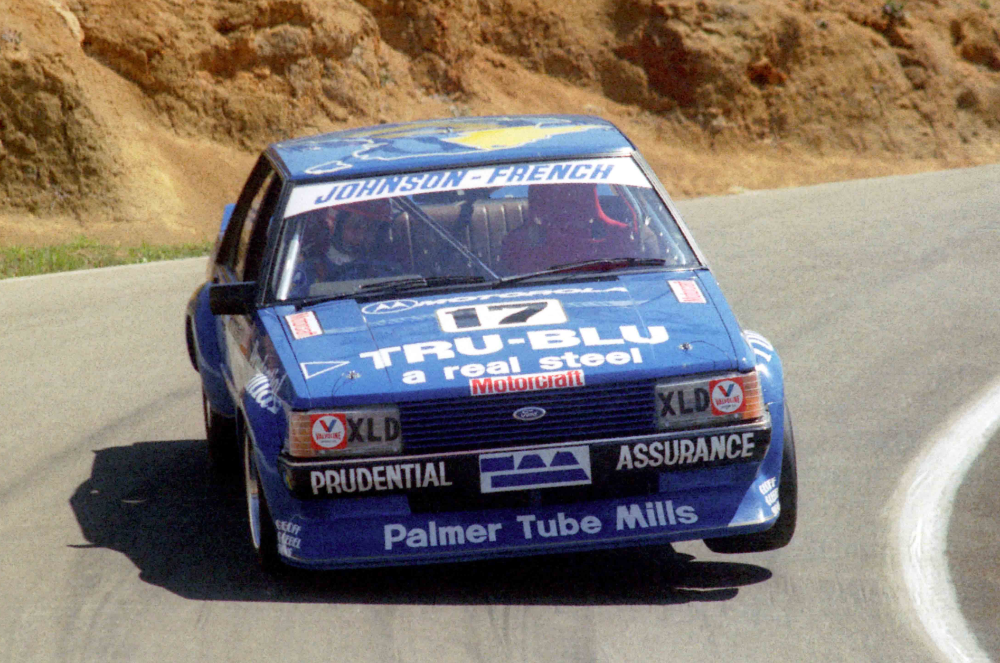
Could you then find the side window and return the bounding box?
[216,157,275,276]
[235,174,281,281]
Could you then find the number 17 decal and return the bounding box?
[436,300,567,332]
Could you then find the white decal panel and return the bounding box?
[436,300,566,332]
[479,446,592,493]
[744,330,775,362]
[285,158,651,219]
[286,311,322,340]
[668,279,706,304]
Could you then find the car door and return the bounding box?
[213,157,284,398]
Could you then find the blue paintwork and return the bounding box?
[188,115,793,570]
[187,284,235,417]
[271,115,634,182]
[218,203,236,237]
[278,274,736,408]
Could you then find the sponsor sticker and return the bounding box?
[274,520,302,557]
[310,461,451,496]
[360,286,629,315]
[363,300,420,314]
[668,279,707,304]
[709,377,746,415]
[479,446,592,493]
[744,330,775,362]
[286,311,322,340]
[436,300,567,332]
[245,374,280,414]
[310,413,348,450]
[284,158,651,219]
[615,432,759,470]
[469,369,584,396]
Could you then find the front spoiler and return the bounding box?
[265,420,780,569]
[270,478,782,570]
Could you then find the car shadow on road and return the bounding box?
[70,439,772,605]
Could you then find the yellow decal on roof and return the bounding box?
[440,125,604,151]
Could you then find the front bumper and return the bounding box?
[268,421,779,568]
[279,421,771,500]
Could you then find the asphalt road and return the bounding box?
[1,164,997,662]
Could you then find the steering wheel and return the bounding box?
[326,258,406,281]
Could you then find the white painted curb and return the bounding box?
[896,377,1000,662]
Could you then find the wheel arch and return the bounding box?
[188,283,236,418]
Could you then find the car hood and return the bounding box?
[278,271,746,408]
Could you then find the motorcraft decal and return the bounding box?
[469,369,584,396]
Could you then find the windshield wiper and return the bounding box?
[357,275,487,294]
[294,291,361,309]
[495,258,667,287]
[294,275,488,309]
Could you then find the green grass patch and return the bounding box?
[0,236,213,279]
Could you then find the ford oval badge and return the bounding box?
[513,406,546,422]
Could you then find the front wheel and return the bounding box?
[204,389,238,475]
[704,405,798,554]
[243,425,283,573]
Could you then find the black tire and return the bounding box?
[243,424,283,574]
[704,405,798,554]
[204,389,239,475]
[185,319,199,371]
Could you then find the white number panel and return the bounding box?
[436,300,567,332]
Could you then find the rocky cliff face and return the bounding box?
[1,0,998,243]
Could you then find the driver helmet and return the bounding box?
[329,199,392,257]
[527,183,599,233]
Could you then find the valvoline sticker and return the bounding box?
[311,413,347,450]
[708,377,745,416]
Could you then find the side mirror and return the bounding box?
[209,281,256,315]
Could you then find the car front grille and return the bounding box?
[399,380,657,451]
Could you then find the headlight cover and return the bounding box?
[287,406,403,458]
[655,370,765,430]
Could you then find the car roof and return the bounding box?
[269,114,637,182]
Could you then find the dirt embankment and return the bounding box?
[1,0,998,246]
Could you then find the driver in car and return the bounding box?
[499,183,637,275]
[324,200,386,268]
[290,199,400,295]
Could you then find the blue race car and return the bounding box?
[185,114,797,572]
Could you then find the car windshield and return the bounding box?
[271,157,699,301]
